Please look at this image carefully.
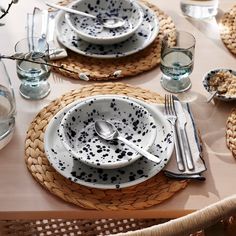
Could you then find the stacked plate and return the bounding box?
[44,95,174,189]
[55,0,160,58]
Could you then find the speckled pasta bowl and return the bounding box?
[64,0,144,45]
[59,96,157,169]
[203,68,236,101]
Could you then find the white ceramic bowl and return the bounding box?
[59,96,157,169]
[203,68,236,101]
[64,0,144,45]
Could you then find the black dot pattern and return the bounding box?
[59,97,157,169]
[203,68,236,101]
[57,3,159,58]
[44,95,174,190]
[67,0,141,39]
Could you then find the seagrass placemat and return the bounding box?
[226,109,236,158]
[220,5,236,56]
[51,0,175,81]
[24,83,188,210]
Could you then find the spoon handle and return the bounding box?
[207,90,217,103]
[117,136,161,164]
[45,1,96,19]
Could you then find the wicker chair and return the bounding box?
[1,195,236,236]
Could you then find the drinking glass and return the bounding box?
[14,37,51,100]
[0,59,16,150]
[160,30,196,93]
[180,0,218,20]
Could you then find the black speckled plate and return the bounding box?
[44,95,174,189]
[55,3,159,58]
[59,96,157,169]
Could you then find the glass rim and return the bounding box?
[14,37,49,53]
[163,30,196,50]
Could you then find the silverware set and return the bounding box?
[164,94,195,172]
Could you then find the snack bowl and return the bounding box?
[64,0,143,45]
[59,96,157,169]
[203,68,236,101]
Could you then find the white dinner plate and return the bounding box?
[55,3,159,58]
[44,95,174,189]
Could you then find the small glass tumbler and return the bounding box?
[180,0,218,20]
[160,30,196,93]
[14,37,51,100]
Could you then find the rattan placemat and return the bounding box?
[220,5,236,56]
[226,109,236,158]
[24,83,188,210]
[51,0,175,81]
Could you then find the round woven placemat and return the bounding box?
[51,0,175,81]
[226,109,236,158]
[24,83,188,210]
[220,5,236,56]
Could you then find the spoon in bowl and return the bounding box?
[45,2,126,29]
[94,120,161,164]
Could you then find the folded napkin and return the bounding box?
[26,8,67,60]
[150,103,207,180]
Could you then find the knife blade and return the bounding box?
[173,96,194,170]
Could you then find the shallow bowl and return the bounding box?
[65,0,143,45]
[59,96,157,169]
[203,68,236,101]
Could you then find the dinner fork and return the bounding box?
[164,94,185,171]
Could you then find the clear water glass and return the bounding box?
[0,59,16,150]
[160,30,196,93]
[14,37,51,100]
[180,0,218,20]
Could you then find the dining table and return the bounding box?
[0,0,236,222]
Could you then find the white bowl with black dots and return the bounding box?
[64,0,144,45]
[203,68,236,101]
[44,95,174,189]
[59,96,157,169]
[56,3,159,58]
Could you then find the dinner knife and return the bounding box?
[173,96,194,170]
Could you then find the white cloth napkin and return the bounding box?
[26,8,67,60]
[150,103,207,180]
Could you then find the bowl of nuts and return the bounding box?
[203,69,236,101]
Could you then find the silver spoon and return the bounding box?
[94,120,161,164]
[207,90,218,103]
[45,2,126,29]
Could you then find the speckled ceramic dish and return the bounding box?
[56,3,159,58]
[65,0,143,45]
[44,95,174,189]
[59,97,157,169]
[203,69,236,101]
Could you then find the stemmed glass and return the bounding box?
[14,37,51,100]
[160,30,196,93]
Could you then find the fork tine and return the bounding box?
[170,95,176,115]
[165,94,170,115]
[164,94,168,115]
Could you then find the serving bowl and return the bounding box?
[59,96,157,169]
[64,0,144,45]
[203,68,236,101]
